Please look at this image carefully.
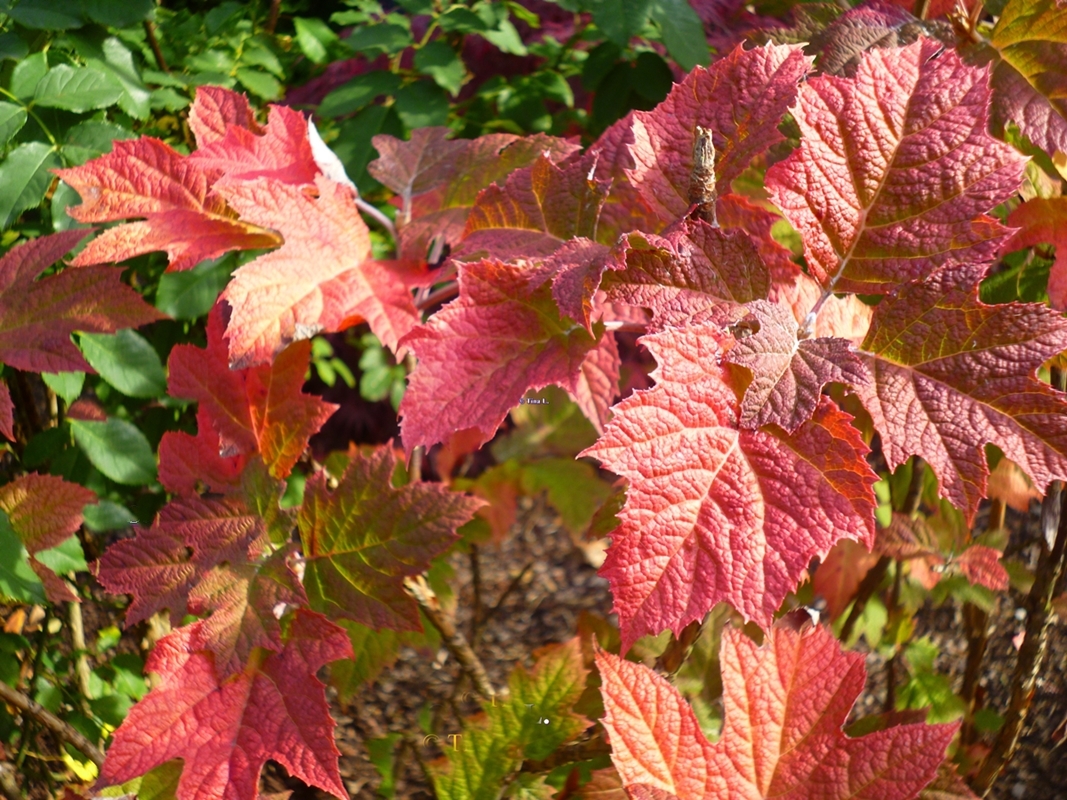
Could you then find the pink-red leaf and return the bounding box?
[625,43,812,227]
[0,380,12,441]
[457,153,610,262]
[766,39,1025,292]
[597,624,957,800]
[218,175,427,366]
[724,299,870,433]
[55,138,281,272]
[0,230,164,373]
[399,259,606,453]
[603,218,769,329]
[1005,196,1067,310]
[96,609,351,800]
[158,407,247,497]
[856,264,1067,521]
[297,445,483,630]
[581,324,877,650]
[0,473,95,603]
[168,304,336,479]
[188,85,263,147]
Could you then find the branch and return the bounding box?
[0,680,104,767]
[354,196,398,242]
[416,282,459,311]
[973,478,1067,795]
[403,575,499,702]
[519,735,611,773]
[143,20,168,73]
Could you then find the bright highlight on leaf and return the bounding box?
[597,623,958,800]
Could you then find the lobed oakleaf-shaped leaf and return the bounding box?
[856,264,1067,521]
[986,0,1067,158]
[430,638,590,800]
[297,445,483,630]
[585,112,662,246]
[625,43,812,228]
[96,609,351,800]
[596,624,957,800]
[457,153,610,263]
[1005,196,1067,310]
[95,494,265,628]
[188,97,318,187]
[217,175,428,366]
[158,407,247,497]
[603,216,769,329]
[766,39,1025,292]
[0,229,165,373]
[724,300,870,433]
[0,473,94,603]
[399,259,607,453]
[188,85,264,147]
[168,304,337,479]
[581,323,877,651]
[371,129,579,260]
[55,138,281,272]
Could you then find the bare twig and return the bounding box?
[884,559,903,713]
[408,445,424,484]
[0,763,18,800]
[354,196,398,242]
[469,544,483,643]
[655,619,702,677]
[0,681,104,767]
[265,0,281,34]
[475,562,534,645]
[403,576,498,702]
[143,20,168,73]
[519,735,611,773]
[416,282,459,311]
[68,602,92,716]
[839,556,890,642]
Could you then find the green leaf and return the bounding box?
[155,255,235,320]
[0,33,28,62]
[530,71,574,107]
[33,534,87,576]
[415,41,467,97]
[587,0,653,47]
[69,417,156,485]
[650,0,710,71]
[235,67,281,100]
[83,499,136,532]
[91,36,152,120]
[0,511,45,604]
[437,7,489,32]
[319,71,402,118]
[81,0,155,27]
[34,65,124,112]
[333,103,403,191]
[295,17,338,65]
[0,0,85,29]
[10,52,48,100]
[519,458,612,536]
[0,103,27,146]
[394,80,449,128]
[482,19,528,56]
[367,733,402,798]
[631,51,673,102]
[42,372,85,405]
[62,120,137,166]
[77,329,166,398]
[345,23,413,56]
[0,142,61,229]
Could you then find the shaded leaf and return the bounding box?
[70,417,156,485]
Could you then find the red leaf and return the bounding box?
[97,609,351,800]
[813,539,881,620]
[603,218,769,330]
[766,39,1025,292]
[399,259,606,453]
[56,138,281,272]
[586,112,662,246]
[596,624,957,800]
[954,545,1009,591]
[0,380,12,441]
[0,230,164,373]
[581,324,877,650]
[168,304,337,479]
[297,446,484,630]
[95,494,265,628]
[625,43,812,227]
[856,264,1067,520]
[188,103,319,186]
[188,86,263,147]
[723,300,870,433]
[457,153,610,262]
[1005,196,1067,310]
[158,407,247,497]
[0,473,95,603]
[571,328,621,435]
[217,175,426,366]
